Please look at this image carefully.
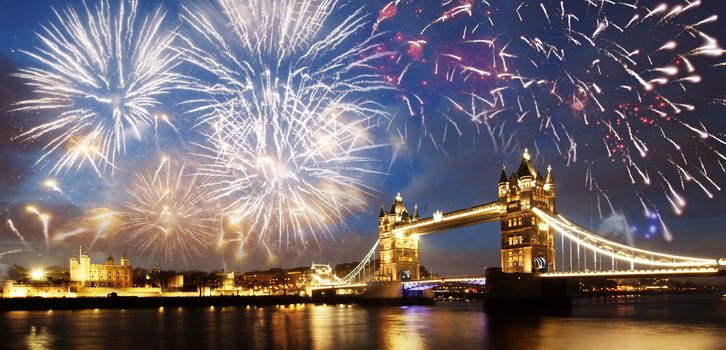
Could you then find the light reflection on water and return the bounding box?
[25,325,53,350]
[0,294,724,350]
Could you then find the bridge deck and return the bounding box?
[392,201,501,235]
[541,267,725,279]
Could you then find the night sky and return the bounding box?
[0,0,725,276]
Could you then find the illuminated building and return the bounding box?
[69,248,132,288]
[1,281,70,298]
[168,275,184,290]
[211,271,238,296]
[239,266,315,295]
[498,149,557,273]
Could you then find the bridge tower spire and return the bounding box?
[378,193,420,281]
[499,149,557,273]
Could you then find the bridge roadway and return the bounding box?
[541,267,726,279]
[402,276,487,290]
[309,276,488,291]
[391,201,501,235]
[311,267,726,292]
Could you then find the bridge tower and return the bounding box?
[378,193,420,281]
[498,149,557,273]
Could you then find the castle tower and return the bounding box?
[70,246,91,286]
[499,149,557,273]
[120,254,130,268]
[378,193,421,281]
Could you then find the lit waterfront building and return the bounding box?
[211,271,239,296]
[168,274,184,290]
[238,265,328,296]
[69,248,132,288]
[1,281,69,298]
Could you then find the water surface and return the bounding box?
[2,294,725,349]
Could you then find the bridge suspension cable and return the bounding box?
[309,239,379,287]
[339,239,379,283]
[532,208,718,271]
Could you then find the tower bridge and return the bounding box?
[310,149,726,292]
[378,148,557,281]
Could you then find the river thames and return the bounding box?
[2,294,725,349]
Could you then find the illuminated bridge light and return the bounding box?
[532,207,719,271]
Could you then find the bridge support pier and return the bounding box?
[310,282,434,306]
[363,281,434,300]
[483,268,573,309]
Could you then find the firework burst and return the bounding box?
[377,0,726,219]
[13,0,186,176]
[198,82,382,254]
[179,0,391,252]
[122,157,218,265]
[178,0,395,120]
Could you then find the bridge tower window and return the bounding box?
[508,235,523,246]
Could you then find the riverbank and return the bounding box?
[0,295,436,311]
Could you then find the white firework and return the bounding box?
[198,81,382,253]
[180,0,392,252]
[122,157,219,265]
[13,0,186,176]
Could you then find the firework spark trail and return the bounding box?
[0,249,24,259]
[13,0,187,176]
[53,228,87,242]
[180,0,392,252]
[88,210,117,250]
[26,206,50,252]
[42,179,63,195]
[377,0,726,219]
[122,157,218,265]
[6,219,30,250]
[49,208,119,250]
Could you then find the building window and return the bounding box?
[508,235,523,246]
[506,251,523,268]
